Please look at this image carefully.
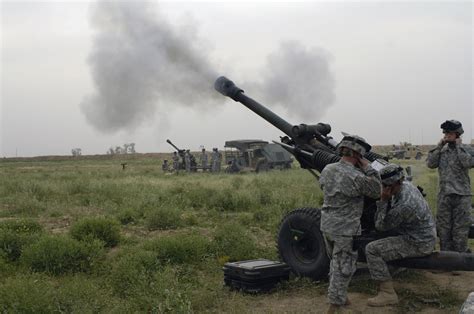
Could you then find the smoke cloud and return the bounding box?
[257,41,335,122]
[81,1,219,132]
[81,2,335,133]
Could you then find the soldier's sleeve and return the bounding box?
[426,145,442,169]
[455,145,472,169]
[355,166,381,199]
[374,200,406,231]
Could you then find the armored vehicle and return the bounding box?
[214,76,474,280]
[388,142,423,160]
[224,140,293,173]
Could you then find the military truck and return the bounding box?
[387,142,423,160]
[214,76,474,280]
[224,140,293,173]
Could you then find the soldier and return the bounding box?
[211,148,220,173]
[319,135,381,314]
[161,159,169,172]
[426,120,472,253]
[172,152,180,172]
[200,148,208,171]
[184,150,191,172]
[365,164,436,307]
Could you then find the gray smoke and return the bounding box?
[80,1,219,132]
[257,41,335,122]
[81,2,335,132]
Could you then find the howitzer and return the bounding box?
[214,76,474,279]
[166,139,197,172]
[166,139,185,156]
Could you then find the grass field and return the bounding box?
[0,154,472,313]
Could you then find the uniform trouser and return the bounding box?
[437,194,471,252]
[365,236,434,281]
[323,233,358,305]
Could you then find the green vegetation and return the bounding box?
[0,156,471,312]
[70,216,121,247]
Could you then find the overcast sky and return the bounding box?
[1,0,472,157]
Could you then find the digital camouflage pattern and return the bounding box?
[201,151,208,170]
[426,143,472,252]
[211,149,221,173]
[426,143,472,196]
[437,194,471,252]
[319,159,380,306]
[460,292,474,314]
[319,160,381,236]
[337,134,370,156]
[172,153,180,171]
[374,181,436,244]
[379,163,404,186]
[366,181,436,281]
[184,151,191,172]
[323,233,357,305]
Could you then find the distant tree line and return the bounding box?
[107,143,136,155]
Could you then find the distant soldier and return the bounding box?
[365,164,436,307]
[319,135,381,313]
[211,148,220,173]
[184,150,191,172]
[200,148,208,171]
[161,159,169,172]
[172,152,180,172]
[426,120,472,253]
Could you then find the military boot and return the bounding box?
[367,280,399,307]
[326,304,341,314]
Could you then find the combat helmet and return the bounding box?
[337,135,371,156]
[441,120,464,135]
[380,164,404,186]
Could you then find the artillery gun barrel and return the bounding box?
[214,76,294,137]
[166,139,182,152]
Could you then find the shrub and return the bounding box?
[70,217,120,247]
[143,234,211,264]
[145,207,182,231]
[108,249,160,298]
[21,235,103,275]
[0,219,43,234]
[0,274,56,313]
[213,223,257,261]
[0,219,43,262]
[116,208,139,225]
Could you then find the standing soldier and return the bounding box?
[365,164,436,307]
[200,148,208,171]
[184,150,191,173]
[172,152,180,172]
[211,148,220,173]
[319,135,381,314]
[426,120,472,253]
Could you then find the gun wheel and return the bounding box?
[277,207,329,280]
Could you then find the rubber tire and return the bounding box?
[277,207,330,280]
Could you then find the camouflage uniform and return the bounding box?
[184,150,191,172]
[320,155,381,305]
[172,153,180,171]
[426,142,472,252]
[200,150,208,171]
[211,149,220,173]
[366,180,436,281]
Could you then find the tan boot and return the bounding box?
[367,280,399,307]
[326,304,341,314]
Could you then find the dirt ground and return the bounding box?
[219,269,473,313]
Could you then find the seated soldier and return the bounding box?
[365,164,436,307]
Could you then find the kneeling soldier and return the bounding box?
[366,164,436,307]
